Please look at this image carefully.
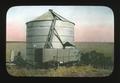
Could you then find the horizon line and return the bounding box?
[6,41,114,43]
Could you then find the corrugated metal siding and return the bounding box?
[26,20,74,48]
[26,10,75,64]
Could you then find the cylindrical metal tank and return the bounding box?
[26,9,75,63]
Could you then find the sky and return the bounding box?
[6,6,114,42]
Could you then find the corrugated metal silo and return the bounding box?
[26,9,75,64]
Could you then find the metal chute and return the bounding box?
[44,9,75,49]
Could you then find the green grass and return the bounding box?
[6,65,112,77]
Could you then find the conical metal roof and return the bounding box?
[27,9,75,24]
[32,10,54,21]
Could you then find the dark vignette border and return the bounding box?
[0,0,119,83]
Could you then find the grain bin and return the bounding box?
[26,9,75,64]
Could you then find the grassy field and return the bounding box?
[75,42,114,58]
[6,65,112,77]
[6,41,26,62]
[6,42,114,60]
[6,42,114,77]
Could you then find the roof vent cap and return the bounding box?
[49,9,53,12]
